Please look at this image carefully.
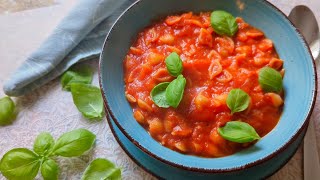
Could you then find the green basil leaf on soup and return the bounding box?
[210,10,238,36]
[0,96,16,126]
[61,66,93,91]
[166,75,186,108]
[33,132,55,156]
[50,129,96,157]
[70,83,104,120]
[81,158,121,180]
[41,159,59,180]
[0,148,41,180]
[258,67,283,93]
[165,52,183,77]
[227,89,250,114]
[150,82,170,108]
[218,121,260,143]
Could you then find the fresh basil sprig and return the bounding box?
[0,148,41,180]
[150,82,170,108]
[61,66,93,91]
[258,67,283,93]
[150,53,186,108]
[165,52,183,77]
[61,65,105,120]
[0,129,97,180]
[0,96,16,126]
[70,83,104,120]
[226,89,250,114]
[81,158,121,180]
[166,75,186,108]
[218,121,260,143]
[210,10,238,36]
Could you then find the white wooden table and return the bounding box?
[0,0,319,179]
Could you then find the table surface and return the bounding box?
[0,0,319,179]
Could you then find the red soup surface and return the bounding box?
[123,12,284,157]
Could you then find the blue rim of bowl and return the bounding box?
[99,0,318,173]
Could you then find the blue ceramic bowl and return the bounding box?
[99,0,317,176]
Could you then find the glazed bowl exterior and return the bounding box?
[99,0,317,175]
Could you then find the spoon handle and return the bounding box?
[303,119,320,180]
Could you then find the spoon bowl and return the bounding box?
[289,5,320,59]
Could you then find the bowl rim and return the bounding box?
[99,0,318,173]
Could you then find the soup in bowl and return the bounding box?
[123,10,286,158]
[99,0,317,176]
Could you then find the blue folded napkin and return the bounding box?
[3,0,135,96]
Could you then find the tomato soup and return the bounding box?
[123,12,284,157]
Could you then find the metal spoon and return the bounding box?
[289,5,320,60]
[288,5,320,180]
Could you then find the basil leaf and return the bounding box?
[227,89,250,114]
[0,96,16,126]
[218,121,260,143]
[210,10,238,36]
[0,148,40,180]
[41,159,59,180]
[70,83,104,120]
[258,67,283,93]
[81,158,121,180]
[33,132,55,156]
[165,52,183,77]
[50,129,96,157]
[166,75,186,108]
[150,82,170,108]
[61,66,93,91]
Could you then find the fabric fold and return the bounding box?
[4,0,135,96]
